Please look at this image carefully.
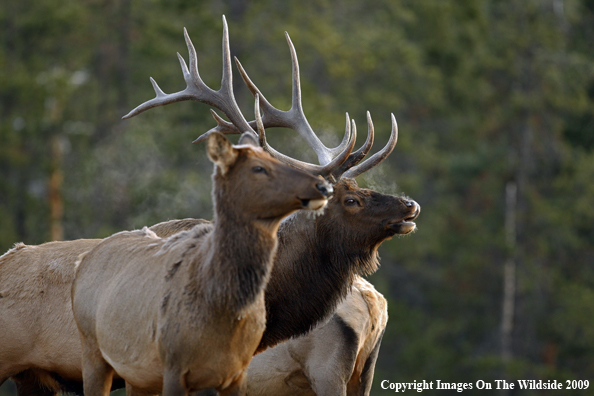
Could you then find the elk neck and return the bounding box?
[257,210,380,351]
[187,177,283,315]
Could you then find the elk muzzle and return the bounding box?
[387,199,420,235]
[299,180,333,211]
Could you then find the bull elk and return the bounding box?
[71,121,330,396]
[0,15,419,396]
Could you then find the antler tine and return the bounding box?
[342,113,399,179]
[257,113,357,179]
[231,33,351,166]
[190,109,240,144]
[254,94,265,138]
[122,16,255,138]
[284,31,352,162]
[329,111,376,180]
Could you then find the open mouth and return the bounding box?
[388,206,420,235]
[404,207,420,222]
[389,220,417,235]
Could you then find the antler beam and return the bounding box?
[122,16,253,136]
[192,32,352,166]
[193,31,398,181]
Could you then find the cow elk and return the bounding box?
[0,239,104,396]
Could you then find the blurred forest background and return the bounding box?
[1,0,593,395]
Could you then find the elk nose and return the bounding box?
[404,199,416,208]
[316,182,333,197]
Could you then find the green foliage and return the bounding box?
[1,0,593,394]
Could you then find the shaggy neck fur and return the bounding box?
[257,210,380,351]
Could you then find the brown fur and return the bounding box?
[70,132,329,396]
[0,239,100,390]
[258,177,417,350]
[151,178,417,354]
[242,276,388,396]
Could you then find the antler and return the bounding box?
[122,16,355,179]
[237,33,355,166]
[342,113,398,179]
[256,113,357,180]
[122,16,253,135]
[194,30,398,181]
[251,104,397,181]
[193,32,352,166]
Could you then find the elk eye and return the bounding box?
[344,198,358,206]
[252,166,267,174]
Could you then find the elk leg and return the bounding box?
[162,369,187,396]
[81,342,114,396]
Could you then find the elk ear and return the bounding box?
[237,131,259,147]
[207,132,238,175]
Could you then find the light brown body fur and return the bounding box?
[0,240,99,391]
[0,242,386,396]
[73,227,264,394]
[71,133,329,396]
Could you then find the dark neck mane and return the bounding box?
[257,212,379,351]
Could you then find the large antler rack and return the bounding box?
[123,16,398,181]
[193,30,399,182]
[122,16,354,178]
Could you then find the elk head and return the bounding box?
[321,178,419,245]
[207,131,331,223]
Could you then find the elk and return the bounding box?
[0,16,419,396]
[71,128,330,396]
